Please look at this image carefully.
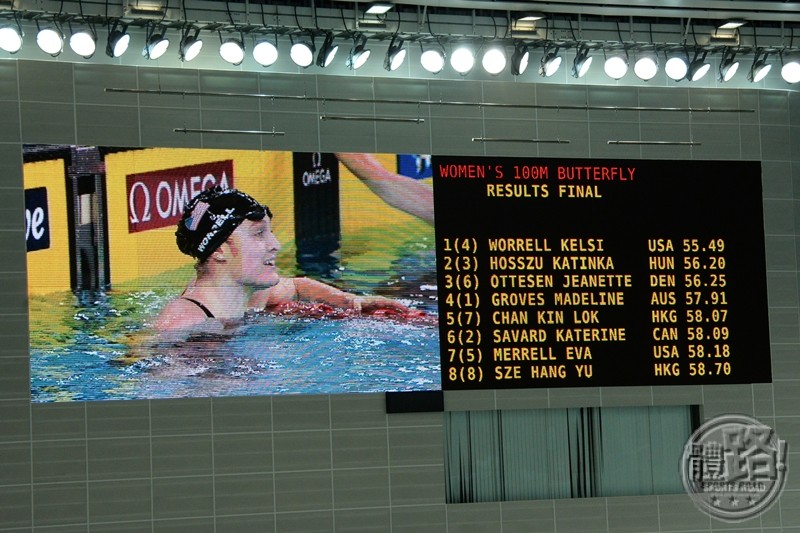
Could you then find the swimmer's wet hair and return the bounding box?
[175,186,272,261]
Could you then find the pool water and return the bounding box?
[30,247,440,402]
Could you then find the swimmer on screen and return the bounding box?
[154,186,415,333]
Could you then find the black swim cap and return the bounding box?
[175,187,272,261]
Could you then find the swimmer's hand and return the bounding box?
[351,295,416,316]
[354,297,436,325]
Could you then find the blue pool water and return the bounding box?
[30,247,440,402]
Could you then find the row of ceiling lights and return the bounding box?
[410,41,799,84]
[0,14,799,84]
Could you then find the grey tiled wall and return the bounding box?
[1,58,799,531]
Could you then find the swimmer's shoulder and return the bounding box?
[154,297,218,332]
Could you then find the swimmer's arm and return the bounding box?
[259,277,412,314]
[291,277,357,309]
[336,152,435,225]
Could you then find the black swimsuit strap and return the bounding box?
[181,297,215,318]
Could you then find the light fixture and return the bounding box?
[687,50,711,81]
[219,36,245,65]
[516,12,545,22]
[365,2,394,15]
[36,24,64,57]
[511,14,542,34]
[69,25,97,59]
[664,51,688,81]
[781,51,800,84]
[316,31,338,68]
[747,50,771,83]
[355,18,386,30]
[142,25,169,60]
[482,45,507,75]
[539,46,562,77]
[128,1,166,15]
[718,47,739,82]
[571,44,592,78]
[105,21,130,58]
[633,51,658,81]
[718,20,746,30]
[420,42,446,74]
[384,35,406,71]
[0,23,22,54]
[603,50,628,80]
[510,41,529,75]
[450,44,474,74]
[346,33,370,70]
[290,34,315,68]
[253,38,278,67]
[179,27,203,62]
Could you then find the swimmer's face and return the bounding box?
[226,218,281,288]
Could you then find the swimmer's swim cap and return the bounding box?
[175,187,271,261]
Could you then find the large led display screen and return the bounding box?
[25,146,771,402]
[26,147,439,401]
[435,157,770,389]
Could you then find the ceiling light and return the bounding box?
[128,1,166,15]
[220,37,245,65]
[718,20,746,30]
[718,47,739,82]
[253,38,278,67]
[384,35,406,71]
[179,27,202,62]
[450,44,474,75]
[105,21,129,58]
[37,26,64,56]
[0,25,22,54]
[355,19,386,29]
[69,26,97,58]
[365,2,393,15]
[510,41,529,75]
[517,12,545,22]
[603,51,628,80]
[142,26,168,60]
[633,52,658,81]
[316,31,338,68]
[482,46,507,75]
[420,43,445,74]
[687,50,711,81]
[748,50,771,83]
[664,52,688,81]
[539,47,562,77]
[571,44,592,78]
[709,31,740,46]
[346,33,370,70]
[781,52,800,84]
[290,35,315,67]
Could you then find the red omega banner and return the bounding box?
[126,160,234,233]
